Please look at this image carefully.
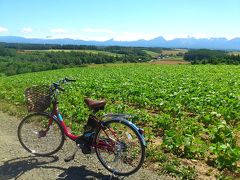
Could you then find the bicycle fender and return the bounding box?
[104,117,147,147]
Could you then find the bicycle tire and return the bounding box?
[95,119,145,176]
[18,112,65,156]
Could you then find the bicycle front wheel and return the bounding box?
[95,120,145,176]
[18,113,64,156]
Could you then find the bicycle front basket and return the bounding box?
[25,85,52,112]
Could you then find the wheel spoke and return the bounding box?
[95,121,145,176]
[18,113,64,156]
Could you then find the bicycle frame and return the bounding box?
[47,101,119,151]
[49,101,78,141]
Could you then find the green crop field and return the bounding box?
[143,49,188,57]
[228,51,240,56]
[143,50,161,57]
[0,64,239,177]
[161,49,188,55]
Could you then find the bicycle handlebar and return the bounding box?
[65,78,76,82]
[51,77,76,92]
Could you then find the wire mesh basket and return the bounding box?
[25,85,52,112]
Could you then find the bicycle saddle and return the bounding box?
[84,98,106,111]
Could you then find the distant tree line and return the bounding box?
[2,42,163,56]
[184,49,240,64]
[0,56,62,76]
[0,43,152,76]
[2,42,163,53]
[0,45,16,56]
[4,43,100,51]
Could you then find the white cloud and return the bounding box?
[45,34,110,41]
[162,34,188,40]
[83,28,113,34]
[0,27,8,33]
[42,28,240,41]
[46,28,113,41]
[162,33,216,40]
[83,36,111,41]
[21,27,33,33]
[46,29,158,41]
[113,32,158,41]
[50,28,68,34]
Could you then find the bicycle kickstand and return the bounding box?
[64,144,79,162]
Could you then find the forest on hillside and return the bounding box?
[0,43,155,76]
[184,49,240,64]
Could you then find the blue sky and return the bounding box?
[0,0,240,41]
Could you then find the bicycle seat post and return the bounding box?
[92,110,97,116]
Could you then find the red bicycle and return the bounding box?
[17,78,146,176]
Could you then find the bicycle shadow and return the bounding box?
[0,155,61,180]
[0,156,122,180]
[57,166,122,180]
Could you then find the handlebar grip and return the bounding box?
[65,78,76,82]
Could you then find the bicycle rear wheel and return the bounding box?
[18,113,64,156]
[95,120,145,176]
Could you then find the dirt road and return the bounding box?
[0,111,172,180]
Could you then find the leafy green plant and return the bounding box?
[161,158,196,179]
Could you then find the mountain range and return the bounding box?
[0,36,240,50]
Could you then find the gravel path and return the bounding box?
[0,111,173,180]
